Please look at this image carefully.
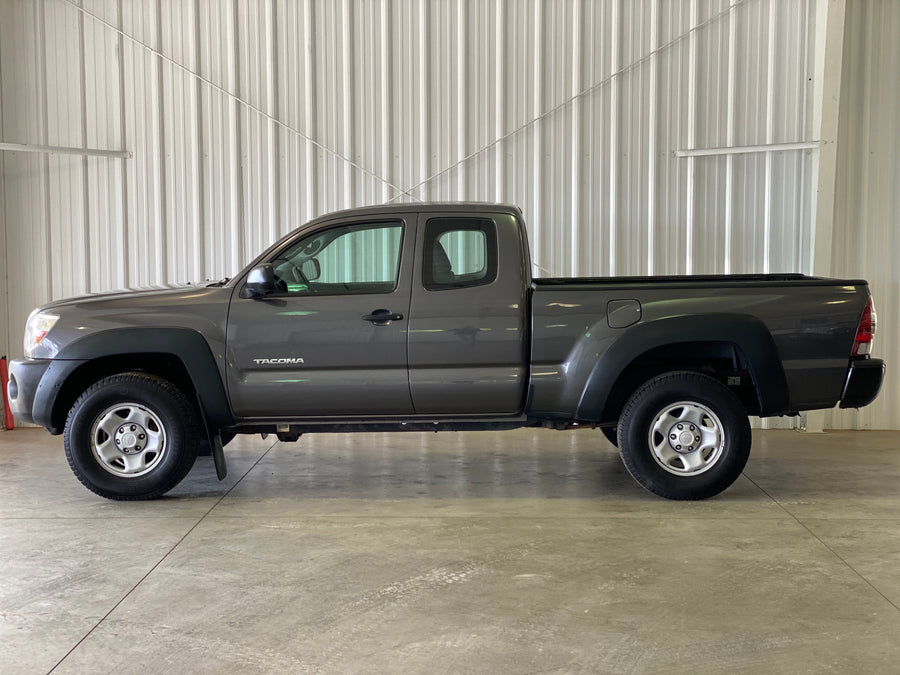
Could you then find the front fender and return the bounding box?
[48,327,233,431]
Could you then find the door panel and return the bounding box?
[408,213,529,414]
[227,219,414,418]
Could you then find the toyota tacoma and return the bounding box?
[7,204,885,500]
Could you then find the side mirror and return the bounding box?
[300,258,321,282]
[240,263,276,299]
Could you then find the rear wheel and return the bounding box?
[618,371,751,500]
[64,373,200,500]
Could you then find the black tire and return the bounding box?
[618,371,751,500]
[64,373,200,500]
[601,425,618,447]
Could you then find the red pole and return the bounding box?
[0,356,14,430]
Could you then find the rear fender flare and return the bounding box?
[576,314,788,420]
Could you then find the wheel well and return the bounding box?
[52,354,199,432]
[600,341,762,424]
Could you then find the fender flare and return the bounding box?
[47,327,233,430]
[575,313,789,420]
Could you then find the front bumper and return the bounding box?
[8,358,87,433]
[7,358,50,426]
[839,357,885,409]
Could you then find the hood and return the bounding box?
[28,281,233,361]
[40,280,224,311]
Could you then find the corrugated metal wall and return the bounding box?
[0,0,894,429]
[825,0,900,430]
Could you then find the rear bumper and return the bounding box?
[839,357,885,409]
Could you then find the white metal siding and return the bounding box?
[0,0,893,429]
[826,0,900,430]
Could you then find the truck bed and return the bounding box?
[528,274,872,420]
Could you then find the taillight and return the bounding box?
[853,298,877,356]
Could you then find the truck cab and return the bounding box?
[227,204,530,420]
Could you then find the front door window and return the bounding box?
[272,222,403,295]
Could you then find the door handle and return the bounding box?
[362,309,404,325]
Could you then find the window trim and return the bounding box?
[422,217,499,292]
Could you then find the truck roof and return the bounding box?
[305,202,520,225]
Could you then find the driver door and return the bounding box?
[226,218,415,417]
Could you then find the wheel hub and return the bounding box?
[115,423,148,455]
[667,422,702,453]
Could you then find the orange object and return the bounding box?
[0,356,13,430]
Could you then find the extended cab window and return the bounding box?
[423,218,498,290]
[273,221,403,295]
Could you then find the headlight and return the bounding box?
[24,310,59,358]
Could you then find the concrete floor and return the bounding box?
[2,428,900,674]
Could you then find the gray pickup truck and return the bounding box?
[7,203,885,501]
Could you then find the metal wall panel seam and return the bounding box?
[225,0,240,273]
[568,0,581,277]
[685,0,697,274]
[36,0,53,300]
[193,0,206,276]
[419,1,429,202]
[579,0,593,278]
[154,0,168,283]
[231,0,245,268]
[795,0,811,275]
[494,0,505,202]
[531,0,543,270]
[456,0,466,200]
[115,0,129,288]
[303,0,316,220]
[341,0,352,208]
[379,0,392,204]
[647,0,659,275]
[77,0,91,294]
[724,0,737,274]
[607,0,618,276]
[762,0,775,274]
[269,0,280,241]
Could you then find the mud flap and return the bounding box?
[211,431,227,481]
[197,392,228,481]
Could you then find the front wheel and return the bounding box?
[618,371,751,500]
[64,373,200,500]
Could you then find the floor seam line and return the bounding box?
[744,473,900,615]
[48,439,279,673]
